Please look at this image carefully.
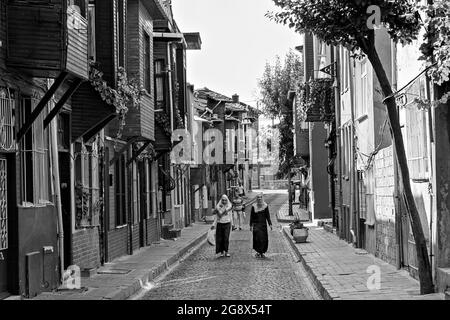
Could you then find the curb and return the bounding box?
[102,230,209,300]
[276,212,296,223]
[282,227,336,300]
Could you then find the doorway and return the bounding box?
[59,152,72,269]
[139,160,148,248]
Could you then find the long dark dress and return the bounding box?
[250,205,272,254]
[216,222,231,254]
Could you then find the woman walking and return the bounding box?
[211,195,233,257]
[232,193,245,230]
[250,193,272,258]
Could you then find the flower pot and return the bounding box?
[292,228,309,243]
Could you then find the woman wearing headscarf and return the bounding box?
[211,194,233,257]
[250,193,272,258]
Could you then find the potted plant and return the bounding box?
[289,218,309,243]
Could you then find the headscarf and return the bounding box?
[216,194,232,216]
[253,193,268,212]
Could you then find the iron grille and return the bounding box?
[0,95,15,152]
[0,159,7,250]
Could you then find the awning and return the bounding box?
[154,32,184,42]
[184,32,202,50]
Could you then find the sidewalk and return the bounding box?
[277,202,310,223]
[32,223,211,300]
[283,226,444,300]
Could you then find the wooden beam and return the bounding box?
[44,79,83,129]
[82,114,116,143]
[17,72,68,141]
[126,140,152,167]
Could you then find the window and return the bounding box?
[359,59,369,117]
[405,77,429,180]
[317,40,328,79]
[87,3,96,60]
[154,60,165,109]
[115,154,127,226]
[19,97,51,205]
[341,49,350,92]
[57,113,70,151]
[74,140,100,228]
[116,0,125,67]
[144,33,151,93]
[68,0,87,17]
[0,89,15,152]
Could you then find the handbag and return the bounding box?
[207,228,216,246]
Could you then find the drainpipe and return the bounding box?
[348,54,358,246]
[334,46,343,238]
[128,144,134,255]
[167,42,176,228]
[49,93,64,283]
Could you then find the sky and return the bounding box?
[172,0,301,107]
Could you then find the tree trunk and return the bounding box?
[365,46,434,294]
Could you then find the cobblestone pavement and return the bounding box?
[140,192,321,300]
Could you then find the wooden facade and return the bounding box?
[7,0,89,80]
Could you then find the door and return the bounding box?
[399,194,419,279]
[0,157,9,295]
[139,161,147,248]
[59,152,72,269]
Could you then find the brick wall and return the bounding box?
[132,223,140,251]
[107,227,128,261]
[72,228,101,270]
[374,145,397,265]
[147,216,160,244]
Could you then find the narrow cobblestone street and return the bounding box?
[139,192,321,300]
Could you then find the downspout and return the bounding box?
[426,63,435,281]
[391,40,403,270]
[348,54,358,246]
[329,48,336,227]
[49,91,64,283]
[128,144,133,255]
[334,46,343,236]
[167,42,176,228]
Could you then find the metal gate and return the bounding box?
[0,157,8,294]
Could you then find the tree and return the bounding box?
[258,50,303,178]
[267,0,434,294]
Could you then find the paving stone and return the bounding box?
[141,193,321,301]
[285,226,444,300]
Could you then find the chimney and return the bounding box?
[232,94,239,103]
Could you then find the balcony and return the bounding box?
[154,110,172,152]
[7,1,89,80]
[71,81,117,143]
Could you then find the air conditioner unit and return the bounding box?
[212,114,219,119]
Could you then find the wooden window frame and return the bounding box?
[154,59,166,109]
[144,32,151,93]
[19,97,51,206]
